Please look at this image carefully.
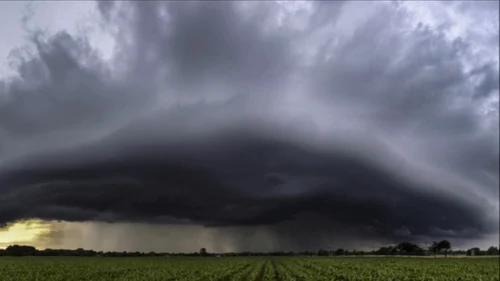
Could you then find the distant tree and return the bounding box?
[375,246,389,256]
[437,240,451,257]
[335,248,345,256]
[466,247,480,256]
[317,249,329,256]
[397,242,423,256]
[486,246,499,256]
[199,248,208,257]
[389,246,399,256]
[376,246,397,256]
[5,245,37,256]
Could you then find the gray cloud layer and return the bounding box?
[0,1,498,250]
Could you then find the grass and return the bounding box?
[0,256,498,280]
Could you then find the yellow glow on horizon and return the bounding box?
[0,220,52,247]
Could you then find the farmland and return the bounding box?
[0,256,498,281]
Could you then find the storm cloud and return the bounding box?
[0,1,498,251]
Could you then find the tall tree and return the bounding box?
[486,246,499,255]
[397,242,423,256]
[199,248,208,257]
[437,240,451,257]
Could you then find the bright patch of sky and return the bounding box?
[0,1,114,79]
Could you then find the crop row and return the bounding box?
[0,256,498,281]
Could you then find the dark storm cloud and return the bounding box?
[0,126,491,239]
[0,1,498,247]
[0,110,495,242]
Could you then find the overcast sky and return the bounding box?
[0,1,498,252]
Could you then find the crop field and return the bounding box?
[0,256,498,281]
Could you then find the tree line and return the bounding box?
[0,242,498,257]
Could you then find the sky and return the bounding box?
[0,1,498,253]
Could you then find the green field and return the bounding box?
[0,257,498,281]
